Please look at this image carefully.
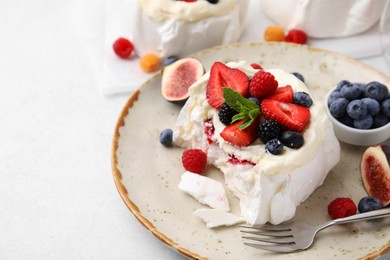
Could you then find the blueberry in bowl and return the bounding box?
[325,80,390,146]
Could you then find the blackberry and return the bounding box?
[218,103,237,125]
[258,120,282,143]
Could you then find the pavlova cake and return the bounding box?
[173,61,340,225]
[130,0,249,58]
[259,0,386,38]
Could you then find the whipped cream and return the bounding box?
[260,0,386,38]
[173,61,340,225]
[130,0,249,58]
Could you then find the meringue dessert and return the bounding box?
[260,0,387,38]
[173,61,340,225]
[130,0,249,58]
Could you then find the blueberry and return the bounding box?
[364,81,389,101]
[355,83,366,93]
[206,0,219,3]
[248,97,260,105]
[162,56,179,67]
[337,115,354,127]
[291,72,305,82]
[336,80,351,91]
[159,128,173,146]
[347,99,367,119]
[353,114,373,129]
[327,91,343,106]
[280,131,304,149]
[293,91,313,107]
[358,196,383,213]
[265,138,283,155]
[329,98,349,118]
[373,113,390,128]
[361,98,380,115]
[340,83,363,100]
[381,99,390,117]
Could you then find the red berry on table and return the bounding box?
[249,70,278,99]
[113,37,134,59]
[327,197,357,220]
[285,29,308,44]
[206,62,250,109]
[261,99,311,132]
[182,149,207,174]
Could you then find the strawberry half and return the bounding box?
[206,62,250,109]
[261,99,310,132]
[220,120,258,147]
[267,85,293,103]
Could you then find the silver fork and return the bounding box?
[241,207,390,253]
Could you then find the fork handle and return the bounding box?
[319,207,390,230]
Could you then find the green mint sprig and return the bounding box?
[223,88,260,130]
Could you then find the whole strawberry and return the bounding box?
[327,197,357,220]
[182,149,207,174]
[249,71,278,99]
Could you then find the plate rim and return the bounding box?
[111,41,390,259]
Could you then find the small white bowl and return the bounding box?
[324,89,390,146]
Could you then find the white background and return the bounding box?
[0,0,389,259]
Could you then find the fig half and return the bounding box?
[161,58,204,103]
[360,144,390,206]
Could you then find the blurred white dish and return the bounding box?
[260,0,386,38]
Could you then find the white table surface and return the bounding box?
[1,1,389,259]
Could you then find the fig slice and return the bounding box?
[360,144,390,206]
[161,58,204,103]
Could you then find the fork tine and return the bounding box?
[240,229,293,237]
[244,242,297,253]
[242,235,295,244]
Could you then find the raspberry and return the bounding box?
[182,149,207,174]
[139,53,161,73]
[113,38,134,59]
[249,71,278,99]
[285,29,308,44]
[264,26,285,42]
[327,198,357,220]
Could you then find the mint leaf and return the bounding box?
[222,88,260,130]
[223,88,258,112]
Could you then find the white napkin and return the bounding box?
[100,0,384,96]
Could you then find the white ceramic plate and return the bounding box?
[112,42,390,259]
